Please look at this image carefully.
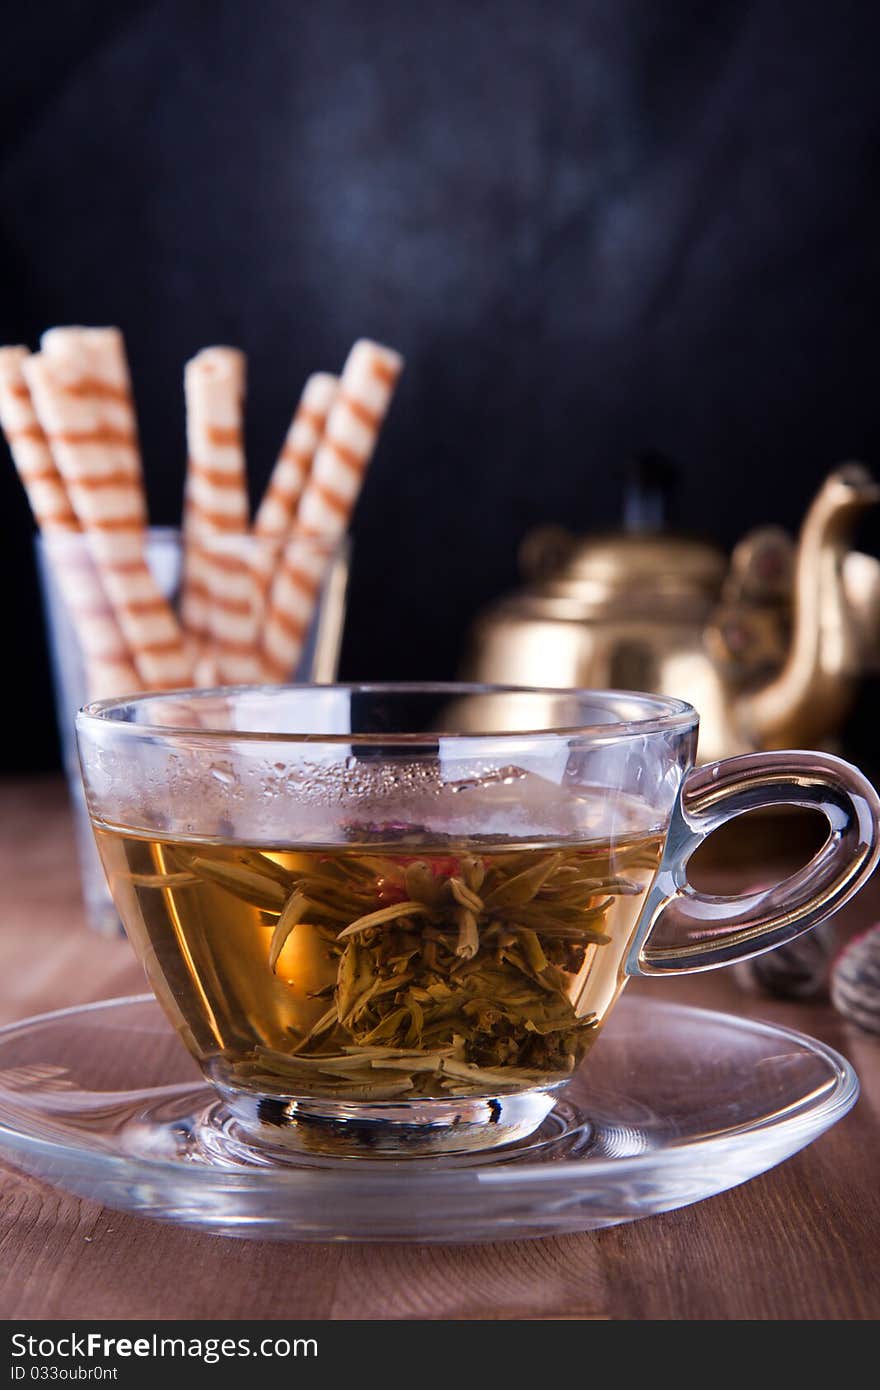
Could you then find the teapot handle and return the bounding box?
[627,750,880,974]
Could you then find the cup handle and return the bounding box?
[627,751,880,975]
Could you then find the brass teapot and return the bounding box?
[464,463,880,763]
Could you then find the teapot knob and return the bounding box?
[622,450,677,533]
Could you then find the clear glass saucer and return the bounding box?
[0,992,857,1243]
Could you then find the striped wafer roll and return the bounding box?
[41,533,143,699]
[0,347,139,697]
[247,373,337,681]
[182,347,259,679]
[183,347,248,537]
[180,511,213,647]
[199,533,266,683]
[260,340,403,679]
[181,349,246,647]
[253,373,338,539]
[0,347,79,532]
[23,350,193,691]
[40,327,146,522]
[295,340,402,540]
[261,535,334,680]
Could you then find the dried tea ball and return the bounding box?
[831,925,880,1034]
[747,922,834,1000]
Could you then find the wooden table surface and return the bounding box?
[1,776,878,1322]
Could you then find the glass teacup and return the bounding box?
[76,684,880,1156]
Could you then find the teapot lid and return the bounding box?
[523,452,726,604]
[525,530,727,605]
[518,452,726,610]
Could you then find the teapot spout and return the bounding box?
[736,464,880,749]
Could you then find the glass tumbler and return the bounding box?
[75,684,880,1156]
[38,528,348,933]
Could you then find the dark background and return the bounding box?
[2,0,879,772]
